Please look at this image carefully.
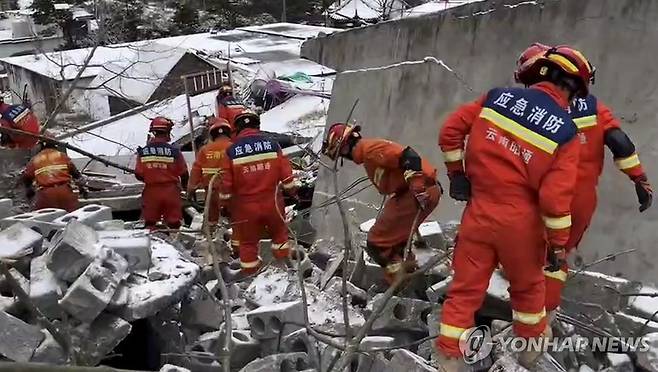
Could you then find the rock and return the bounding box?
[53,204,113,227]
[98,229,151,271]
[181,285,223,331]
[238,352,310,372]
[59,248,128,323]
[0,199,12,219]
[72,313,132,366]
[370,294,432,333]
[326,276,368,306]
[111,239,199,321]
[426,275,452,304]
[0,208,66,239]
[247,301,304,340]
[0,223,43,260]
[636,332,658,371]
[417,220,445,250]
[160,364,191,372]
[0,310,45,362]
[606,353,634,372]
[31,330,67,364]
[30,253,66,318]
[389,349,437,372]
[47,220,99,282]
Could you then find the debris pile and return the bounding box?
[1,203,658,372]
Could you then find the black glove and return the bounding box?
[634,175,653,212]
[220,205,231,219]
[545,246,566,273]
[449,172,471,201]
[187,188,198,203]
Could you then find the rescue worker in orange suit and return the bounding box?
[436,46,595,369]
[216,83,246,133]
[0,99,40,149]
[135,117,189,230]
[23,138,86,212]
[514,43,653,313]
[218,110,298,276]
[187,117,233,227]
[321,124,441,285]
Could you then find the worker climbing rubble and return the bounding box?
[436,46,595,370]
[218,109,299,277]
[188,117,234,230]
[23,135,86,212]
[216,82,246,134]
[135,117,189,231]
[514,43,653,314]
[322,123,441,285]
[0,96,40,149]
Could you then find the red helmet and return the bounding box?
[526,45,595,98]
[233,109,260,132]
[208,117,232,138]
[218,83,233,98]
[150,116,173,133]
[514,43,551,84]
[321,123,361,160]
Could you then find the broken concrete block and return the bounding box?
[359,218,375,232]
[282,329,319,367]
[54,204,113,227]
[389,349,437,372]
[47,220,99,282]
[30,254,66,318]
[98,229,151,271]
[606,353,633,372]
[1,208,66,239]
[370,294,432,333]
[478,270,513,321]
[72,313,132,366]
[326,276,367,307]
[0,223,43,260]
[426,275,452,304]
[211,328,261,370]
[160,364,191,372]
[247,301,304,340]
[181,285,223,331]
[239,352,310,372]
[626,284,658,320]
[7,267,30,294]
[31,330,67,364]
[59,248,128,323]
[111,239,199,321]
[290,248,313,278]
[94,220,126,231]
[563,271,639,312]
[636,332,658,371]
[0,310,45,362]
[0,199,12,219]
[417,220,445,250]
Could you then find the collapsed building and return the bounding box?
[1,0,658,371]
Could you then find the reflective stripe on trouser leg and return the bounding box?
[437,209,498,358]
[272,240,291,260]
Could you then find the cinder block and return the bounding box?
[94,220,126,231]
[239,352,310,372]
[0,310,45,362]
[389,349,437,372]
[71,313,131,366]
[1,208,66,239]
[282,329,319,368]
[417,220,445,249]
[370,295,432,333]
[214,328,261,370]
[98,229,151,271]
[246,301,304,340]
[30,254,67,318]
[59,248,128,323]
[426,275,452,304]
[0,223,43,260]
[31,330,67,364]
[326,276,367,307]
[0,199,13,219]
[54,204,113,227]
[47,220,99,282]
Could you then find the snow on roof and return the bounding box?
[260,93,330,139]
[328,0,405,21]
[0,23,340,81]
[395,0,485,19]
[88,44,189,104]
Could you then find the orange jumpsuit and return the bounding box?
[437,82,580,356]
[24,148,80,212]
[216,97,245,134]
[189,137,232,225]
[544,95,647,310]
[353,139,441,278]
[135,137,188,229]
[219,128,296,273]
[0,104,40,149]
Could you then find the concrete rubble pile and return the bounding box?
[1,202,658,372]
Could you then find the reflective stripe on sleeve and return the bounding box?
[233,152,278,165]
[218,193,232,200]
[573,115,597,129]
[35,164,68,175]
[201,168,220,175]
[542,215,572,230]
[615,154,641,170]
[385,262,402,274]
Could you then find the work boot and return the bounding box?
[516,325,553,369]
[434,353,466,372]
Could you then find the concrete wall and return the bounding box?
[308,0,658,283]
[0,36,63,59]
